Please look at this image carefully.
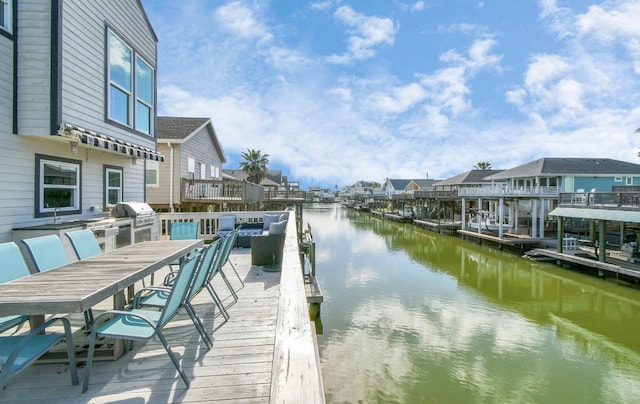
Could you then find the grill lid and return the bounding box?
[111,201,154,218]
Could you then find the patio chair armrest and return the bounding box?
[8,317,73,350]
[1,316,78,386]
[132,286,170,308]
[93,310,158,328]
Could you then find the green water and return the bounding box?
[307,204,640,404]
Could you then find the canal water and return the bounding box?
[304,203,640,403]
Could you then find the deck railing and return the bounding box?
[158,211,283,240]
[458,186,559,197]
[265,189,306,201]
[558,192,640,209]
[181,178,264,204]
[414,190,458,199]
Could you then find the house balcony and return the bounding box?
[558,192,640,209]
[414,190,458,199]
[458,186,559,198]
[181,178,264,204]
[264,189,306,202]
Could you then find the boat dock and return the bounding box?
[1,245,325,402]
[414,219,460,235]
[524,247,640,282]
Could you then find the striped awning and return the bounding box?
[57,123,165,162]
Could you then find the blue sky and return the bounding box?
[141,0,640,189]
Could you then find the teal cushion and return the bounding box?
[219,216,236,231]
[268,220,287,235]
[263,214,280,230]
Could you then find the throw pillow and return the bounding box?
[279,213,288,222]
[268,220,287,235]
[263,213,280,230]
[218,216,236,231]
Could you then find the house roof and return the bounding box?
[409,179,438,188]
[484,158,640,180]
[387,179,412,190]
[157,117,227,163]
[434,170,504,186]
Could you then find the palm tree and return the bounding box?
[474,162,492,170]
[240,149,270,184]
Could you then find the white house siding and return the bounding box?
[16,0,52,135]
[0,34,12,134]
[59,0,157,149]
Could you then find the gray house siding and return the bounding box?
[0,34,12,134]
[0,0,155,242]
[59,0,157,148]
[16,0,52,135]
[0,137,147,242]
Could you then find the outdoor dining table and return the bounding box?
[0,239,203,360]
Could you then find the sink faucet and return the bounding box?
[53,207,62,224]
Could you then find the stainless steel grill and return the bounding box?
[111,202,156,227]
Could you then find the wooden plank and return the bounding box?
[270,219,325,403]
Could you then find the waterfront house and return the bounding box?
[0,0,161,242]
[146,117,230,212]
[465,158,640,238]
[417,170,504,222]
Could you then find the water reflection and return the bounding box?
[309,205,640,403]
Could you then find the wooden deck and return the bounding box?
[1,245,323,403]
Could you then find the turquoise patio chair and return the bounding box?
[134,239,225,348]
[0,242,32,334]
[170,221,200,240]
[65,229,103,260]
[21,235,70,272]
[165,237,231,321]
[82,251,202,393]
[166,221,201,277]
[0,316,78,395]
[21,235,94,327]
[214,227,244,303]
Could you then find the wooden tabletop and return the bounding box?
[0,239,203,316]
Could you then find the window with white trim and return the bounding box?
[627,177,633,185]
[200,162,206,180]
[188,157,195,179]
[0,0,11,33]
[36,155,81,217]
[105,166,123,207]
[146,160,159,186]
[107,29,154,135]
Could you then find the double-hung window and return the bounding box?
[105,166,123,207]
[145,160,159,186]
[107,29,154,135]
[36,155,81,217]
[0,0,11,33]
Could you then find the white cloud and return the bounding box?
[411,1,425,12]
[327,6,396,64]
[368,82,426,114]
[214,1,273,44]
